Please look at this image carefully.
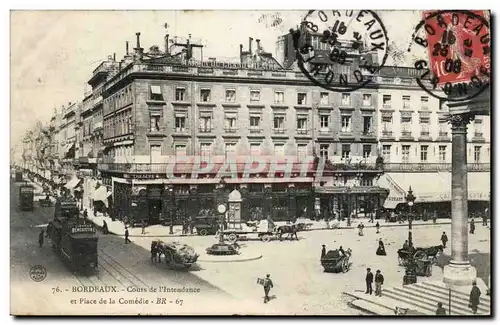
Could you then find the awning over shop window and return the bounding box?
[65,177,82,190]
[94,186,112,207]
[379,172,491,208]
[64,142,76,155]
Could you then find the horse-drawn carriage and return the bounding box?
[152,240,199,269]
[397,245,443,277]
[321,248,352,273]
[223,222,300,244]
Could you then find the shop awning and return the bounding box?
[94,186,112,206]
[64,142,76,155]
[65,177,82,190]
[379,172,491,207]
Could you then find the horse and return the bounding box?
[414,245,444,260]
[276,224,299,241]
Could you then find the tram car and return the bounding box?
[47,198,98,273]
[18,184,34,211]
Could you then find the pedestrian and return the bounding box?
[482,211,488,226]
[441,231,448,248]
[375,221,380,234]
[470,218,475,234]
[339,246,345,257]
[150,241,157,264]
[262,274,274,303]
[402,240,410,251]
[374,270,384,296]
[321,245,327,259]
[376,238,387,256]
[436,302,447,315]
[365,268,373,295]
[469,281,481,314]
[83,209,88,221]
[38,230,44,248]
[433,210,437,224]
[141,219,146,235]
[102,220,109,235]
[124,227,131,244]
[188,216,194,234]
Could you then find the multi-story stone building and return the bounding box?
[96,32,388,224]
[375,67,490,216]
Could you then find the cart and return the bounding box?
[321,249,352,273]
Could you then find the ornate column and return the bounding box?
[443,112,477,286]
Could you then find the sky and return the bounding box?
[10,10,423,151]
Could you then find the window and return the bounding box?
[200,143,212,157]
[363,145,372,159]
[363,116,372,134]
[297,92,307,105]
[382,115,392,132]
[225,143,236,156]
[175,115,186,132]
[274,143,285,156]
[320,115,329,129]
[273,115,285,130]
[383,95,391,108]
[320,92,329,105]
[420,122,430,135]
[150,85,163,101]
[401,116,412,132]
[175,87,186,101]
[200,89,211,102]
[250,143,261,156]
[249,115,261,130]
[224,112,237,131]
[474,146,481,163]
[363,94,372,106]
[341,93,351,106]
[474,119,483,136]
[225,89,236,102]
[341,115,351,132]
[199,113,212,132]
[360,178,373,186]
[150,114,161,132]
[439,122,448,136]
[439,146,447,162]
[250,90,260,102]
[341,144,351,160]
[297,144,307,158]
[296,116,308,131]
[319,144,329,158]
[274,91,284,104]
[150,145,162,162]
[402,145,411,163]
[382,145,391,162]
[420,145,428,162]
[175,144,186,156]
[402,95,411,109]
[421,96,429,109]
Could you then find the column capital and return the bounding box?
[446,112,476,131]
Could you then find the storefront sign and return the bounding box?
[128,174,158,180]
[71,224,95,234]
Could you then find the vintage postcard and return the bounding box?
[10,9,491,316]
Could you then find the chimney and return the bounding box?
[249,37,253,53]
[239,44,243,55]
[126,41,129,55]
[256,39,261,52]
[113,53,116,61]
[165,34,170,54]
[135,32,141,49]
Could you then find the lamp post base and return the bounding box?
[443,263,477,287]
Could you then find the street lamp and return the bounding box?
[168,186,174,234]
[405,186,416,248]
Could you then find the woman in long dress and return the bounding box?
[376,238,387,256]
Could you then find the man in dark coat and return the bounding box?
[469,281,481,314]
[102,220,109,235]
[321,245,327,259]
[441,232,448,248]
[470,218,475,234]
[375,270,384,296]
[375,222,380,234]
[124,227,131,244]
[365,268,373,295]
[38,230,44,248]
[263,274,274,303]
[83,209,88,220]
[436,302,446,315]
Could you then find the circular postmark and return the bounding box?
[29,265,47,282]
[408,10,490,102]
[293,10,389,92]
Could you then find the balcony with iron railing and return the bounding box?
[224,127,238,133]
[296,129,310,135]
[474,132,484,138]
[383,163,490,172]
[438,131,448,137]
[381,130,394,138]
[273,128,287,134]
[249,126,262,133]
[400,131,413,138]
[198,126,213,133]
